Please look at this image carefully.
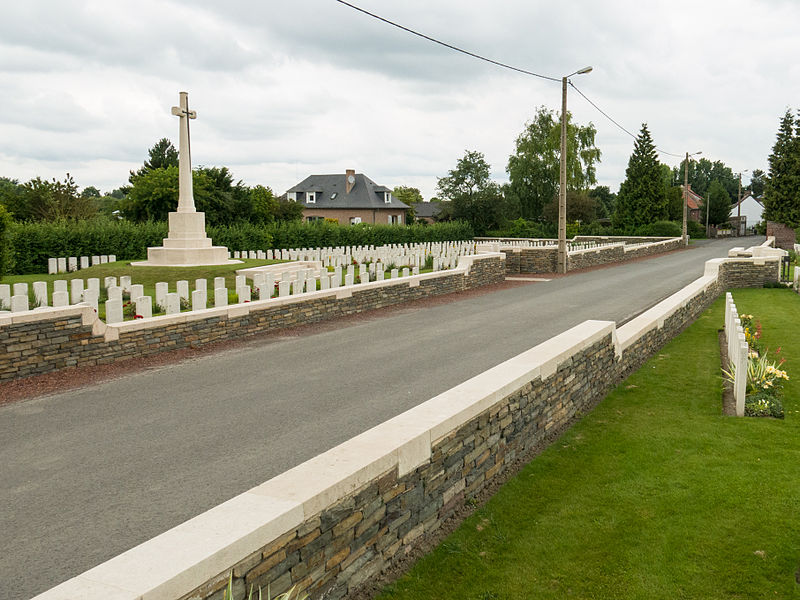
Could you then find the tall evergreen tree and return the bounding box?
[701,180,732,226]
[614,124,666,229]
[763,110,800,227]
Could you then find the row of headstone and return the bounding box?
[47,255,117,274]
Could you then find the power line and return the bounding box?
[335,0,686,160]
[333,0,560,82]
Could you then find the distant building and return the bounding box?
[285,169,409,225]
[680,184,704,222]
[412,201,448,224]
[730,193,765,230]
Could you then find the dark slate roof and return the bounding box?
[413,202,447,218]
[286,173,409,209]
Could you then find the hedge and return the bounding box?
[6,219,474,274]
[0,205,12,280]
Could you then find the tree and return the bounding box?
[614,124,667,229]
[748,168,765,197]
[0,177,25,219]
[20,174,96,221]
[542,190,597,224]
[437,150,513,234]
[506,106,601,220]
[701,180,732,226]
[671,157,738,199]
[665,186,684,221]
[275,196,304,222]
[763,110,800,227]
[393,186,423,224]
[249,185,278,225]
[587,186,616,219]
[80,186,101,198]
[121,165,180,221]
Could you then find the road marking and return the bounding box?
[505,276,552,282]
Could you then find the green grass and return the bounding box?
[378,288,800,600]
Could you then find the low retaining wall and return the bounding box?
[0,254,505,383]
[35,255,779,600]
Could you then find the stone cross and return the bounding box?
[171,91,197,213]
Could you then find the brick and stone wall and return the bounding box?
[766,222,796,250]
[33,257,781,600]
[0,255,505,383]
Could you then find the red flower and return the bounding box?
[134,314,143,319]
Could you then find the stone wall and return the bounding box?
[34,257,780,600]
[0,254,505,383]
[766,221,796,250]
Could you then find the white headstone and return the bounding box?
[402,267,409,277]
[195,278,208,292]
[91,256,100,266]
[176,280,189,301]
[120,276,131,292]
[237,285,251,303]
[376,269,385,281]
[71,279,84,304]
[278,280,290,297]
[248,251,257,259]
[214,276,225,289]
[107,286,122,302]
[108,254,116,263]
[165,292,180,315]
[413,266,420,275]
[48,258,58,274]
[104,276,117,290]
[100,255,109,264]
[10,294,29,312]
[80,256,90,269]
[320,275,329,290]
[87,278,100,293]
[105,298,123,324]
[391,269,399,279]
[257,250,265,260]
[52,290,69,307]
[68,257,78,272]
[214,287,228,307]
[233,251,241,259]
[361,271,369,284]
[54,280,68,294]
[130,284,144,303]
[192,288,207,311]
[82,288,99,312]
[33,281,48,307]
[57,257,67,273]
[135,295,152,318]
[13,282,27,296]
[344,273,354,286]
[155,282,168,308]
[235,275,246,290]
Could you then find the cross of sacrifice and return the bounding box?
[171,91,197,212]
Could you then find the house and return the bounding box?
[412,201,449,224]
[285,169,409,225]
[730,193,765,232]
[680,184,704,222]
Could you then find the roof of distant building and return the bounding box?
[412,201,447,218]
[287,172,409,210]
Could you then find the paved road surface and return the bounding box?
[0,238,753,599]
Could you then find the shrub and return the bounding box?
[744,392,784,418]
[0,204,12,280]
[634,220,682,237]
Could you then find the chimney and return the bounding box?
[345,169,356,194]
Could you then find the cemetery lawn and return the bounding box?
[377,288,800,600]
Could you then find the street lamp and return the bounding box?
[558,66,592,274]
[682,150,702,245]
[737,170,749,236]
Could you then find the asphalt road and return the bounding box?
[0,237,752,600]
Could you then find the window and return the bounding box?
[384,192,391,203]
[287,192,297,201]
[350,217,362,225]
[307,192,316,203]
[306,216,323,223]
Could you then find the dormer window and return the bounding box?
[384,192,391,204]
[287,192,297,202]
[307,192,316,203]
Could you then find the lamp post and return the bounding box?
[557,66,592,274]
[737,170,749,236]
[682,150,702,245]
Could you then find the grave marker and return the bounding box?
[192,288,207,311]
[214,287,228,307]
[33,281,48,307]
[71,279,84,304]
[105,298,123,324]
[10,294,29,312]
[165,292,180,315]
[52,291,69,307]
[135,295,152,318]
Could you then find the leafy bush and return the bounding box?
[634,220,682,237]
[0,204,12,280]
[744,392,784,418]
[687,220,706,239]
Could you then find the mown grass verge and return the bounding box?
[377,288,800,600]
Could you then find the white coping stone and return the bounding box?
[214,277,225,290]
[107,286,122,302]
[278,280,290,297]
[195,278,207,292]
[48,258,58,274]
[11,294,29,312]
[104,276,117,290]
[105,298,123,324]
[82,288,99,312]
[87,278,100,293]
[92,256,100,266]
[391,269,399,279]
[33,281,48,307]
[13,282,28,296]
[237,286,251,303]
[109,255,116,263]
[176,280,190,301]
[165,293,180,315]
[57,257,67,273]
[80,256,90,269]
[135,295,152,318]
[71,279,84,304]
[192,289,207,312]
[52,291,69,307]
[130,284,144,303]
[155,282,169,308]
[120,276,132,293]
[68,257,78,272]
[214,287,228,308]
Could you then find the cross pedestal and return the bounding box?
[132,92,237,267]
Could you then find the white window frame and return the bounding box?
[384,192,391,204]
[306,192,316,203]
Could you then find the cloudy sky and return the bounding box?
[1,0,798,201]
